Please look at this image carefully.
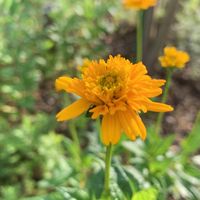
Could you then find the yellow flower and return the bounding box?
[55,55,173,145]
[159,46,190,68]
[123,0,157,9]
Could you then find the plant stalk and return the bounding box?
[155,68,173,134]
[136,10,144,62]
[102,143,113,199]
[68,121,81,162]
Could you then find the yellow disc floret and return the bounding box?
[99,72,120,91]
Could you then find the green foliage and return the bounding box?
[180,113,200,158]
[113,116,200,200]
[1,113,199,199]
[0,114,68,197]
[0,0,120,112]
[132,188,158,200]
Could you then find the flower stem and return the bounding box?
[155,68,173,134]
[102,143,113,199]
[136,10,144,62]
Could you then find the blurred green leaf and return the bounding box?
[181,112,200,158]
[132,187,158,200]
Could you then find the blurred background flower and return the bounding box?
[123,0,157,10]
[159,46,190,68]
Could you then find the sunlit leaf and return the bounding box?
[132,187,158,200]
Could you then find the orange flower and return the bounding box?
[55,55,173,145]
[159,46,190,68]
[123,0,157,9]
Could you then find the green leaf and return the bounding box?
[181,112,200,157]
[56,186,89,200]
[113,164,134,199]
[149,156,173,175]
[146,126,175,157]
[184,162,200,179]
[21,192,64,200]
[132,188,158,200]
[86,167,104,198]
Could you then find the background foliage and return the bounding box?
[0,0,199,199]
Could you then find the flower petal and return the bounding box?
[90,105,109,119]
[139,88,162,98]
[101,115,109,145]
[145,100,174,112]
[132,112,146,140]
[101,114,121,145]
[111,114,122,144]
[55,76,85,97]
[56,98,91,121]
[117,111,138,140]
[151,79,166,87]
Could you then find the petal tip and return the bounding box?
[168,106,174,112]
[56,114,63,122]
[141,135,146,140]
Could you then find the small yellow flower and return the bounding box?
[55,55,173,145]
[159,46,190,68]
[123,0,157,9]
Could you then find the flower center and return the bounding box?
[99,73,119,90]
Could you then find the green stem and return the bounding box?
[136,10,143,62]
[68,121,81,162]
[155,68,173,135]
[102,144,113,199]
